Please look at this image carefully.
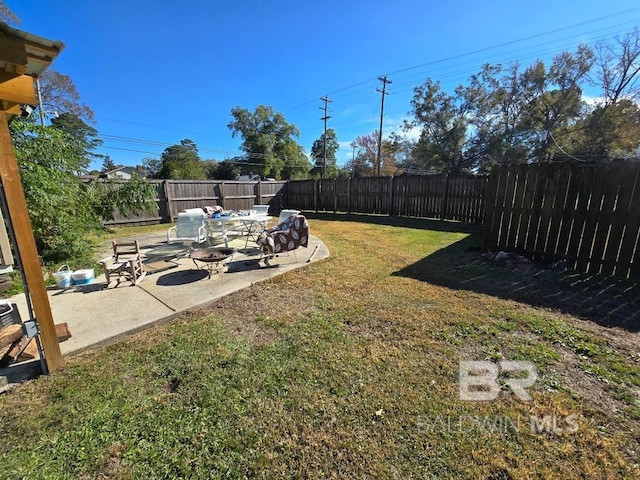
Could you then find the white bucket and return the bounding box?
[53,265,72,289]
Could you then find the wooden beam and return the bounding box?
[0,73,36,105]
[0,114,63,372]
[0,34,28,70]
[3,103,21,118]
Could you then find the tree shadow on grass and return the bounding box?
[302,212,478,234]
[393,234,640,332]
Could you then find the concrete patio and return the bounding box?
[3,229,328,361]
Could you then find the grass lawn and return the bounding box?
[1,214,638,479]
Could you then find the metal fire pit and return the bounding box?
[188,247,235,278]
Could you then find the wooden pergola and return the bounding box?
[0,22,65,372]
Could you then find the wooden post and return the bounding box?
[256,180,262,205]
[0,116,63,372]
[441,174,450,220]
[314,179,319,213]
[163,180,174,221]
[389,176,395,216]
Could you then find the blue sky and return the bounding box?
[7,0,640,171]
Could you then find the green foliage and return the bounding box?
[227,105,311,179]
[310,128,340,178]
[87,174,157,222]
[156,139,206,179]
[408,79,475,174]
[101,155,117,172]
[50,113,103,164]
[10,119,158,265]
[207,159,240,180]
[11,118,99,263]
[402,39,640,172]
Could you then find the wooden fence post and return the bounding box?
[164,180,174,221]
[441,174,450,220]
[389,176,395,216]
[256,180,262,205]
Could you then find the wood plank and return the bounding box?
[532,162,558,260]
[482,165,501,250]
[577,163,611,273]
[601,161,637,275]
[498,164,518,249]
[543,162,572,261]
[524,163,547,255]
[564,166,592,269]
[588,162,619,273]
[616,164,640,278]
[555,164,581,261]
[0,74,36,105]
[0,115,63,372]
[515,165,537,252]
[0,35,28,70]
[506,163,527,251]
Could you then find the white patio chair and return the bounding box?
[167,209,208,245]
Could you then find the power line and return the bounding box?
[283,8,640,114]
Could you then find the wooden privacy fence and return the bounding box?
[287,175,489,223]
[482,161,640,279]
[103,180,288,226]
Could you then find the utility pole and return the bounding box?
[35,78,46,126]
[320,96,332,179]
[376,75,391,177]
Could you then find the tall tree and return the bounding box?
[37,69,95,124]
[518,45,594,160]
[591,28,640,106]
[463,63,531,170]
[310,128,339,178]
[345,132,392,177]
[227,105,310,179]
[207,159,240,180]
[101,155,117,173]
[157,139,206,179]
[406,79,475,174]
[50,113,103,167]
[571,29,640,158]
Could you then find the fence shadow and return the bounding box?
[393,236,640,332]
[303,212,478,234]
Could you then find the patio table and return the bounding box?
[205,214,272,247]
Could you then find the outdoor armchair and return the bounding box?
[167,209,208,245]
[256,214,309,265]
